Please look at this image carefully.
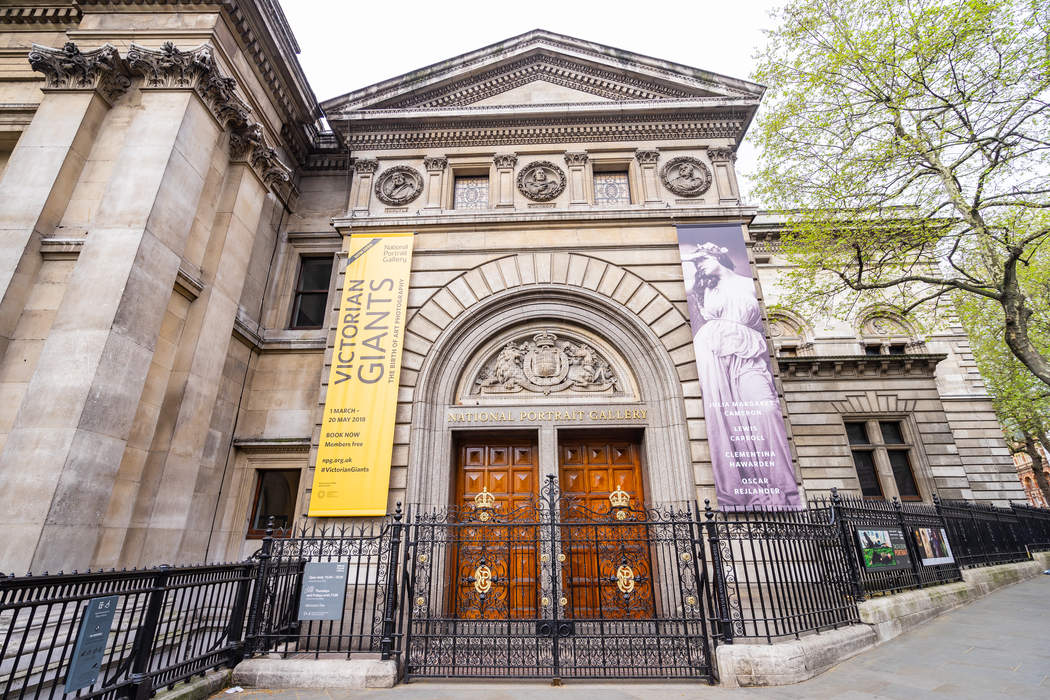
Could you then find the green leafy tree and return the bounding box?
[958,291,1050,503]
[751,0,1050,387]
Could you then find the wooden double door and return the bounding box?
[453,433,648,619]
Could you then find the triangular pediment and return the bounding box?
[322,30,763,116]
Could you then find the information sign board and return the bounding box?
[65,595,119,692]
[297,561,349,621]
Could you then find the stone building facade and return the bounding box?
[0,2,1024,575]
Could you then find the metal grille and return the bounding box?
[403,475,713,681]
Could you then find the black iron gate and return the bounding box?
[403,475,713,680]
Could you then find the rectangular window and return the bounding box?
[845,418,923,501]
[290,256,333,329]
[593,171,630,206]
[247,469,300,538]
[454,176,489,209]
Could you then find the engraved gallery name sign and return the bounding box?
[448,407,648,423]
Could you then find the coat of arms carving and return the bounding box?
[474,331,619,395]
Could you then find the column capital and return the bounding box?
[126,42,292,192]
[564,152,589,166]
[635,149,660,165]
[28,41,131,105]
[708,146,737,163]
[423,156,448,172]
[354,158,380,174]
[494,153,518,169]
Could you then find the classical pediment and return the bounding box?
[322,30,763,116]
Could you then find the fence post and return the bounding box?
[126,565,170,700]
[225,563,254,666]
[381,502,404,661]
[245,516,276,655]
[703,500,733,645]
[893,498,924,589]
[831,488,864,601]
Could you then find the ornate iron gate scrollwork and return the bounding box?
[403,475,714,680]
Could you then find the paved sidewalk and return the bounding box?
[215,575,1050,699]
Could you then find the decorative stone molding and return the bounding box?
[126,41,291,190]
[27,42,130,104]
[634,150,660,165]
[354,158,380,174]
[564,152,589,166]
[374,165,424,206]
[516,161,566,202]
[660,156,712,197]
[470,330,621,396]
[708,146,736,163]
[493,154,518,169]
[344,112,751,151]
[423,156,448,171]
[778,354,946,379]
[381,54,695,110]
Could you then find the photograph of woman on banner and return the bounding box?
[678,225,801,509]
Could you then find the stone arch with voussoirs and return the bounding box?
[401,252,700,508]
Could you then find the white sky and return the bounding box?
[280,0,786,199]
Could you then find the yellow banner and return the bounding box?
[309,232,413,516]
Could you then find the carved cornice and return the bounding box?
[354,158,379,174]
[380,53,695,110]
[494,154,518,169]
[1,5,81,24]
[564,152,588,166]
[125,42,291,191]
[344,112,748,151]
[708,146,736,162]
[27,42,130,104]
[423,156,448,171]
[777,353,947,379]
[635,149,660,164]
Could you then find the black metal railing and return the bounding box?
[2,494,1049,693]
[814,492,963,597]
[0,563,252,700]
[248,509,404,661]
[703,503,860,644]
[938,498,1030,567]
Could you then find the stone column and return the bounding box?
[350,158,378,214]
[708,147,740,204]
[493,154,518,208]
[0,43,129,360]
[0,41,276,574]
[564,152,589,208]
[635,149,662,206]
[139,161,273,564]
[538,425,559,485]
[422,156,447,210]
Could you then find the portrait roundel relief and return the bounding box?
[374,165,424,206]
[660,156,712,197]
[516,161,567,202]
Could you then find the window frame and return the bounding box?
[246,468,301,539]
[289,254,335,330]
[591,169,632,207]
[589,156,640,205]
[842,416,927,502]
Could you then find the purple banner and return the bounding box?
[677,224,801,509]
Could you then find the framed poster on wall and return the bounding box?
[913,527,955,566]
[856,527,912,571]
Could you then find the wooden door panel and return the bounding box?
[454,438,539,619]
[558,436,654,619]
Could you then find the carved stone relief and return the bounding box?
[861,315,911,337]
[471,331,620,396]
[660,156,712,197]
[374,165,424,205]
[516,161,566,202]
[28,41,130,103]
[423,156,448,171]
[494,153,518,169]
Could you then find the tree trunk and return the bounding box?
[1022,434,1050,507]
[1000,261,1050,388]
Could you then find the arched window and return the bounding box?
[768,310,813,357]
[856,308,924,356]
